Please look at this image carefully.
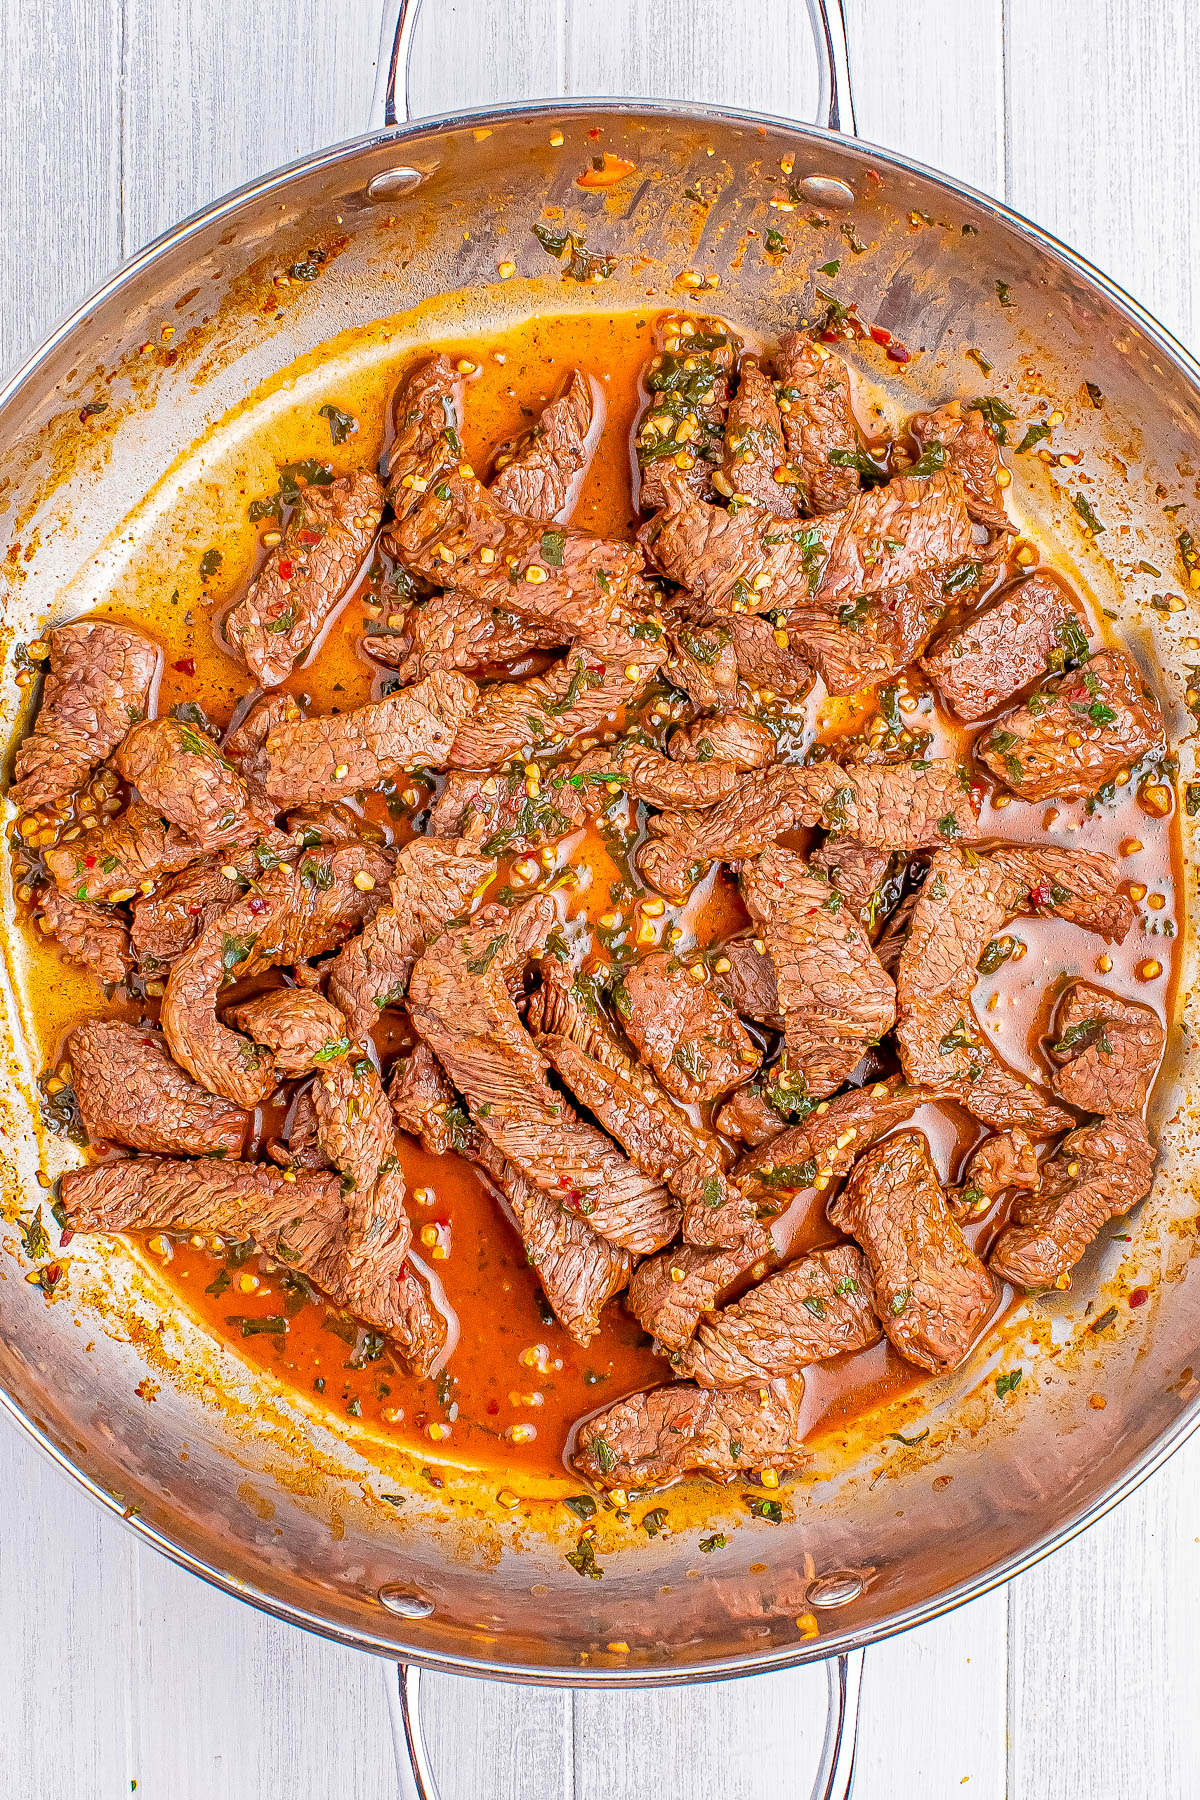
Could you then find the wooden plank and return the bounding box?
[420,1673,573,1800]
[565,0,819,117]
[408,0,564,114]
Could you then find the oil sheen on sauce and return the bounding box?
[16,309,1181,1490]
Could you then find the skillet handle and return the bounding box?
[388,1649,866,1799]
[370,0,857,136]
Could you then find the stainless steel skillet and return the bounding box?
[2,2,1199,1795]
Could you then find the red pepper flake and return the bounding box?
[83,854,96,869]
[587,127,602,140]
[886,343,912,365]
[277,558,295,580]
[173,657,196,675]
[589,663,607,676]
[298,529,322,544]
[866,169,883,185]
[248,896,267,915]
[36,1263,63,1293]
[1129,1286,1149,1308]
[58,1228,74,1248]
[870,325,892,347]
[486,1399,500,1415]
[1027,883,1051,908]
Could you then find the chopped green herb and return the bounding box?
[1073,493,1105,534]
[318,403,357,444]
[566,1538,604,1579]
[563,1494,598,1521]
[1016,421,1051,453]
[967,396,1017,445]
[746,1495,784,1522]
[698,1533,727,1552]
[228,1314,287,1338]
[995,1368,1023,1398]
[887,1428,930,1447]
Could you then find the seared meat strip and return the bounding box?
[619,741,747,811]
[665,621,741,713]
[829,1130,995,1373]
[673,1244,881,1386]
[263,670,478,806]
[223,470,383,686]
[12,621,159,811]
[921,573,1089,722]
[978,650,1165,801]
[626,1230,773,1351]
[407,896,680,1253]
[489,369,597,520]
[59,1156,444,1369]
[35,886,133,987]
[268,1086,329,1171]
[161,840,392,1105]
[365,590,563,684]
[908,401,1012,536]
[948,1126,1039,1221]
[222,691,304,786]
[46,800,204,903]
[989,1114,1156,1289]
[715,1084,788,1149]
[116,716,273,853]
[719,357,796,516]
[712,931,783,1029]
[573,1374,806,1490]
[732,1075,946,1210]
[949,1061,1074,1137]
[781,567,948,696]
[741,848,896,1099]
[807,841,897,933]
[67,1019,249,1155]
[727,612,817,701]
[431,762,591,850]
[326,835,496,1042]
[636,313,738,512]
[619,948,761,1103]
[1046,979,1165,1114]
[774,332,863,514]
[389,1045,631,1344]
[669,713,776,769]
[638,757,980,902]
[384,353,464,517]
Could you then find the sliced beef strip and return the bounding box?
[222,691,305,787]
[713,931,783,1029]
[947,1060,1074,1138]
[719,357,796,517]
[636,313,738,512]
[781,566,948,696]
[161,840,392,1106]
[908,401,1012,536]
[388,1045,631,1344]
[268,1086,329,1171]
[741,848,896,1099]
[638,757,980,902]
[383,353,464,518]
[626,1227,773,1351]
[489,369,597,520]
[228,988,409,1270]
[989,1114,1156,1289]
[807,841,897,933]
[674,1243,881,1386]
[66,1019,249,1155]
[573,1374,806,1490]
[431,760,592,850]
[619,741,747,810]
[726,612,817,701]
[664,621,740,713]
[365,590,563,683]
[669,713,776,769]
[619,948,761,1104]
[132,863,239,969]
[326,836,496,1042]
[714,1084,787,1149]
[978,649,1165,801]
[284,801,386,848]
[223,470,383,687]
[1046,979,1165,1115]
[920,573,1089,722]
[45,800,198,903]
[59,1156,445,1373]
[948,1126,1039,1222]
[774,332,863,515]
[407,895,680,1254]
[895,844,1133,1095]
[263,670,478,806]
[116,716,274,854]
[829,1129,995,1373]
[11,621,160,811]
[35,886,133,987]
[732,1075,947,1210]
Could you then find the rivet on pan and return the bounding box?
[807,1570,864,1609]
[794,174,855,210]
[378,1584,435,1618]
[366,167,425,202]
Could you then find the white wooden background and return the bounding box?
[2,2,1199,1795]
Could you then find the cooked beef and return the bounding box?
[874,887,917,976]
[732,1075,944,1210]
[636,313,738,512]
[741,848,896,1098]
[1046,979,1164,1114]
[269,1086,329,1172]
[447,630,667,770]
[626,1229,773,1350]
[712,931,783,1029]
[59,1155,445,1370]
[489,369,597,519]
[67,1019,249,1155]
[389,1044,631,1343]
[116,716,273,854]
[720,357,796,516]
[669,713,776,769]
[161,840,392,1105]
[807,840,897,933]
[223,691,305,786]
[727,612,817,701]
[131,855,277,970]
[326,836,496,1042]
[407,896,680,1253]
[829,1130,995,1372]
[989,1114,1156,1289]
[284,801,383,847]
[365,590,563,683]
[619,948,761,1103]
[36,886,132,986]
[227,988,409,1269]
[665,621,741,712]
[774,332,863,514]
[947,1061,1074,1137]
[673,1244,881,1386]
[638,757,980,902]
[431,761,591,849]
[714,1084,787,1149]
[948,1126,1039,1221]
[223,471,383,686]
[782,567,948,695]
[45,800,198,903]
[978,650,1165,801]
[921,573,1089,722]
[573,1374,806,1489]
[908,402,1012,536]
[664,1155,761,1250]
[619,741,746,810]
[383,354,464,517]
[895,844,1133,1094]
[11,621,160,810]
[262,670,478,806]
